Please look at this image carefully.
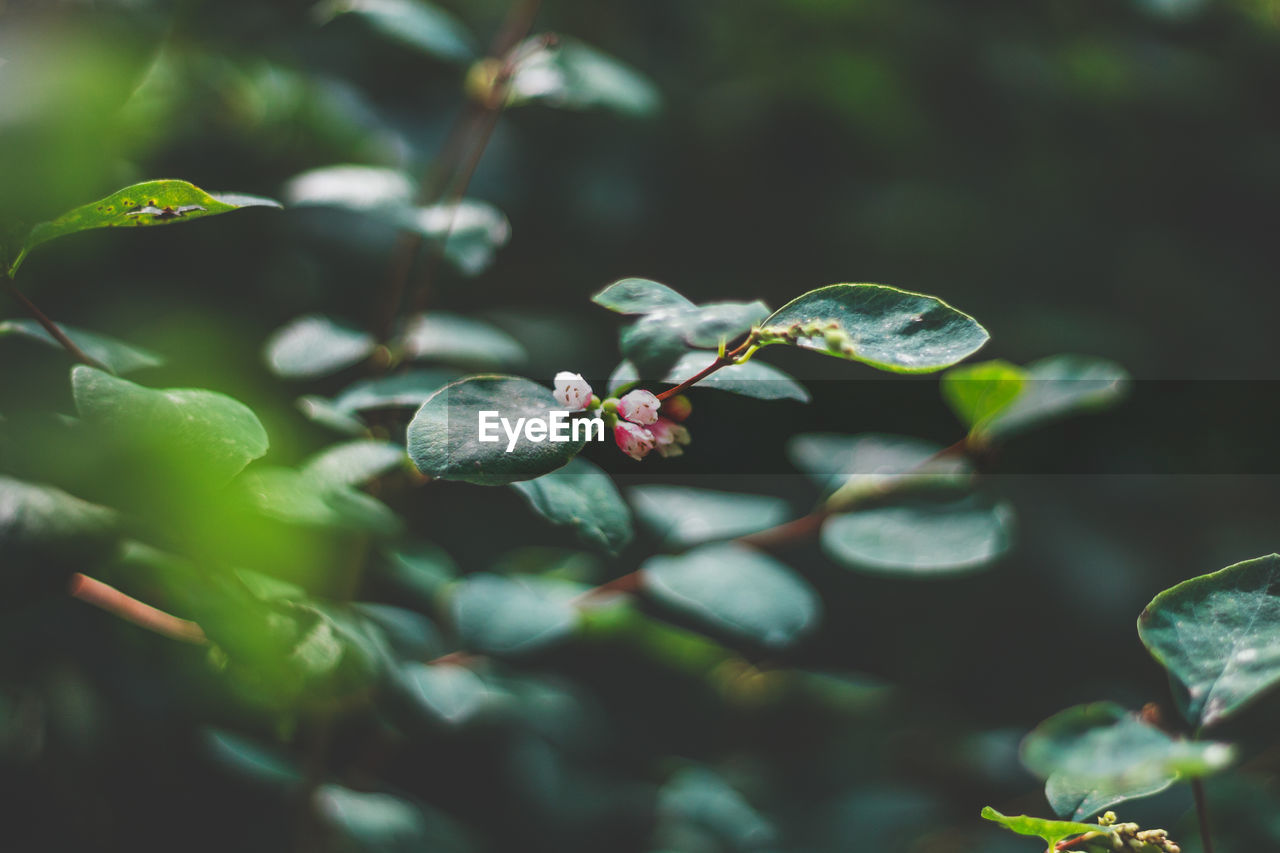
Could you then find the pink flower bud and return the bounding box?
[613,421,655,460]
[553,371,593,410]
[649,417,691,458]
[617,389,660,425]
[660,394,693,423]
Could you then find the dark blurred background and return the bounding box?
[2,0,1280,850]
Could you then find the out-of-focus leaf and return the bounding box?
[11,179,280,276]
[235,467,400,536]
[982,354,1129,440]
[352,603,443,661]
[661,352,809,402]
[642,543,820,648]
[407,375,588,485]
[1138,554,1280,727]
[302,440,407,488]
[622,301,769,375]
[628,486,789,547]
[787,432,971,496]
[1022,702,1233,819]
[656,767,777,850]
[203,729,302,791]
[758,284,988,373]
[72,366,269,486]
[980,807,1112,851]
[0,476,117,561]
[314,784,433,852]
[399,201,510,275]
[396,662,491,725]
[592,278,694,314]
[507,37,661,117]
[399,313,525,368]
[449,573,579,655]
[0,319,162,374]
[332,369,461,413]
[283,164,414,210]
[264,315,376,379]
[384,543,458,604]
[297,395,368,435]
[821,495,1013,575]
[317,0,477,63]
[512,457,633,555]
[942,359,1026,433]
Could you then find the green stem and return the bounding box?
[3,273,109,371]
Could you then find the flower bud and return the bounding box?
[649,416,691,457]
[659,394,692,422]
[613,421,655,460]
[617,389,660,425]
[553,371,593,410]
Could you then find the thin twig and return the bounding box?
[68,573,207,645]
[4,276,109,371]
[1191,778,1216,853]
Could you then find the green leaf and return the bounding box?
[0,476,117,560]
[641,543,820,648]
[331,369,461,413]
[758,284,988,373]
[592,278,695,314]
[661,352,809,402]
[1022,702,1233,817]
[628,486,789,548]
[317,0,477,63]
[400,313,525,369]
[656,767,777,850]
[235,467,400,535]
[297,395,368,435]
[264,315,376,379]
[352,604,443,661]
[72,366,269,486]
[397,201,510,275]
[1138,554,1280,727]
[508,37,661,117]
[283,164,414,209]
[787,432,971,497]
[981,355,1129,440]
[407,375,589,486]
[511,457,633,555]
[11,180,280,276]
[302,440,407,488]
[396,662,492,726]
[314,785,436,852]
[942,359,1026,433]
[203,729,303,791]
[622,301,769,375]
[0,319,162,374]
[448,573,579,655]
[384,543,458,605]
[980,806,1111,851]
[821,495,1013,575]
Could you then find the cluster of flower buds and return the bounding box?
[1073,812,1180,853]
[755,319,863,357]
[553,372,692,461]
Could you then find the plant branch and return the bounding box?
[4,275,109,371]
[1191,778,1216,853]
[68,573,207,645]
[656,338,755,401]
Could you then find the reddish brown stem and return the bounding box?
[738,511,833,549]
[68,573,207,645]
[4,276,109,371]
[655,339,754,401]
[1192,778,1216,853]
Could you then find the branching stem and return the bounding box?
[3,274,109,371]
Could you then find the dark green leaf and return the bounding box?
[400,313,525,368]
[628,486,789,547]
[11,180,279,276]
[449,573,579,655]
[264,315,376,379]
[821,495,1012,575]
[511,457,633,555]
[0,319,162,374]
[317,0,477,63]
[642,543,820,648]
[384,543,458,605]
[203,729,302,791]
[235,467,400,535]
[313,784,432,852]
[0,476,117,560]
[72,366,269,486]
[407,375,589,486]
[352,604,443,661]
[302,440,407,488]
[283,164,414,209]
[592,278,695,314]
[758,284,988,373]
[787,432,971,497]
[1045,772,1177,824]
[297,395,368,435]
[622,301,769,375]
[396,662,492,726]
[332,369,461,413]
[656,767,777,850]
[941,359,1026,432]
[1138,554,1280,727]
[509,37,661,117]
